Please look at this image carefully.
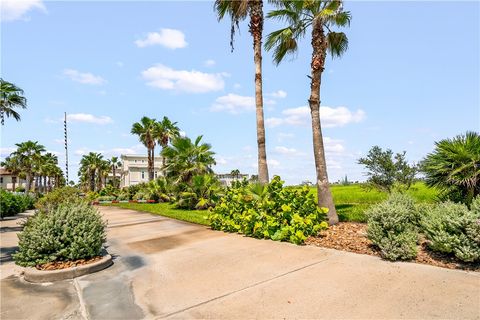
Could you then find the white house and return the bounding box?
[0,168,27,191]
[216,173,250,187]
[120,154,163,187]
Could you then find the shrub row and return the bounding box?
[366,194,480,262]
[209,176,328,244]
[0,189,35,218]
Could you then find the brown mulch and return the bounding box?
[35,256,103,271]
[306,222,480,272]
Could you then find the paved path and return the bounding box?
[1,206,479,319]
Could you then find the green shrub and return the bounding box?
[0,190,35,218]
[421,198,480,262]
[85,191,100,202]
[97,195,116,201]
[366,193,420,260]
[35,187,83,212]
[176,174,222,210]
[209,176,328,245]
[98,185,120,197]
[15,186,25,192]
[13,202,107,267]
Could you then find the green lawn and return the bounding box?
[104,202,209,226]
[105,182,438,225]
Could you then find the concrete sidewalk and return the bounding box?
[1,206,479,319]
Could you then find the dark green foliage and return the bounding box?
[366,193,420,260]
[35,186,83,212]
[0,190,35,218]
[421,131,480,205]
[421,198,480,262]
[13,202,106,267]
[175,174,222,210]
[209,176,328,245]
[358,146,417,193]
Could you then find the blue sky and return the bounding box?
[1,0,479,184]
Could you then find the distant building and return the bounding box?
[0,168,27,191]
[216,173,249,187]
[120,154,163,187]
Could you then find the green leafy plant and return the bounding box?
[421,198,480,262]
[35,186,83,212]
[176,174,222,210]
[209,176,328,244]
[366,193,420,260]
[13,202,107,267]
[0,190,35,218]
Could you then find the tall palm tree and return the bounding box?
[161,135,216,184]
[13,141,46,193]
[231,169,241,179]
[79,152,104,192]
[215,0,269,184]
[0,79,27,125]
[422,131,480,205]
[40,153,58,193]
[265,0,351,225]
[1,155,21,191]
[155,116,180,174]
[131,117,157,181]
[97,159,111,191]
[108,156,122,188]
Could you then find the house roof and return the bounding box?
[0,168,12,175]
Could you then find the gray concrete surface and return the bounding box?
[1,206,479,319]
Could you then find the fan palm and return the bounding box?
[155,116,180,173]
[421,131,480,205]
[13,141,46,193]
[1,155,21,191]
[108,156,122,188]
[215,0,269,184]
[79,152,104,192]
[0,79,27,125]
[265,0,351,225]
[131,117,157,181]
[162,136,216,184]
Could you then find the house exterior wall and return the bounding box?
[0,173,27,191]
[216,173,250,187]
[120,154,163,188]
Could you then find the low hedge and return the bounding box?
[0,189,35,218]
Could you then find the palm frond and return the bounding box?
[326,31,348,58]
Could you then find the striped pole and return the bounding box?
[64,112,69,183]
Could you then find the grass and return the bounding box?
[105,182,439,225]
[105,202,209,226]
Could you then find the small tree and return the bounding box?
[358,146,417,193]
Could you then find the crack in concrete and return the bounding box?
[73,278,89,320]
[158,258,330,319]
[108,219,164,229]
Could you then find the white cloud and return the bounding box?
[266,106,365,128]
[204,59,216,67]
[63,69,106,85]
[274,146,298,155]
[0,147,15,157]
[135,28,187,49]
[54,139,64,145]
[74,148,104,156]
[210,94,255,114]
[1,0,46,22]
[277,132,295,142]
[142,64,225,93]
[67,113,113,125]
[216,157,227,165]
[323,137,345,154]
[268,90,287,99]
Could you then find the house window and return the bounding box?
[154,171,157,178]
[0,177,3,183]
[141,171,145,179]
[134,160,137,163]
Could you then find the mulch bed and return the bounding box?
[36,256,103,271]
[306,222,480,272]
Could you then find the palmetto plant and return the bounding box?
[215,0,270,184]
[0,79,27,125]
[161,135,216,184]
[131,116,158,181]
[265,0,351,225]
[421,131,480,205]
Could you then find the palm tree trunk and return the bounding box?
[309,20,338,225]
[148,147,154,181]
[249,0,269,184]
[90,170,95,192]
[112,165,116,188]
[12,176,16,192]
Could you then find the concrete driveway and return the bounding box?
[1,206,479,319]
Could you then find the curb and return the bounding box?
[23,254,113,283]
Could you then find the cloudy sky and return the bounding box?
[1,0,479,184]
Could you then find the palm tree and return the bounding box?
[79,152,104,192]
[108,156,122,188]
[13,141,46,193]
[215,0,269,184]
[1,155,21,191]
[0,79,27,125]
[155,116,180,174]
[97,159,111,191]
[421,131,480,205]
[38,153,58,193]
[231,169,241,179]
[265,0,351,225]
[161,135,216,184]
[131,117,157,181]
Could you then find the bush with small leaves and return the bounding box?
[13,202,107,267]
[0,190,35,218]
[209,176,328,245]
[421,198,480,262]
[35,186,84,212]
[366,193,420,260]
